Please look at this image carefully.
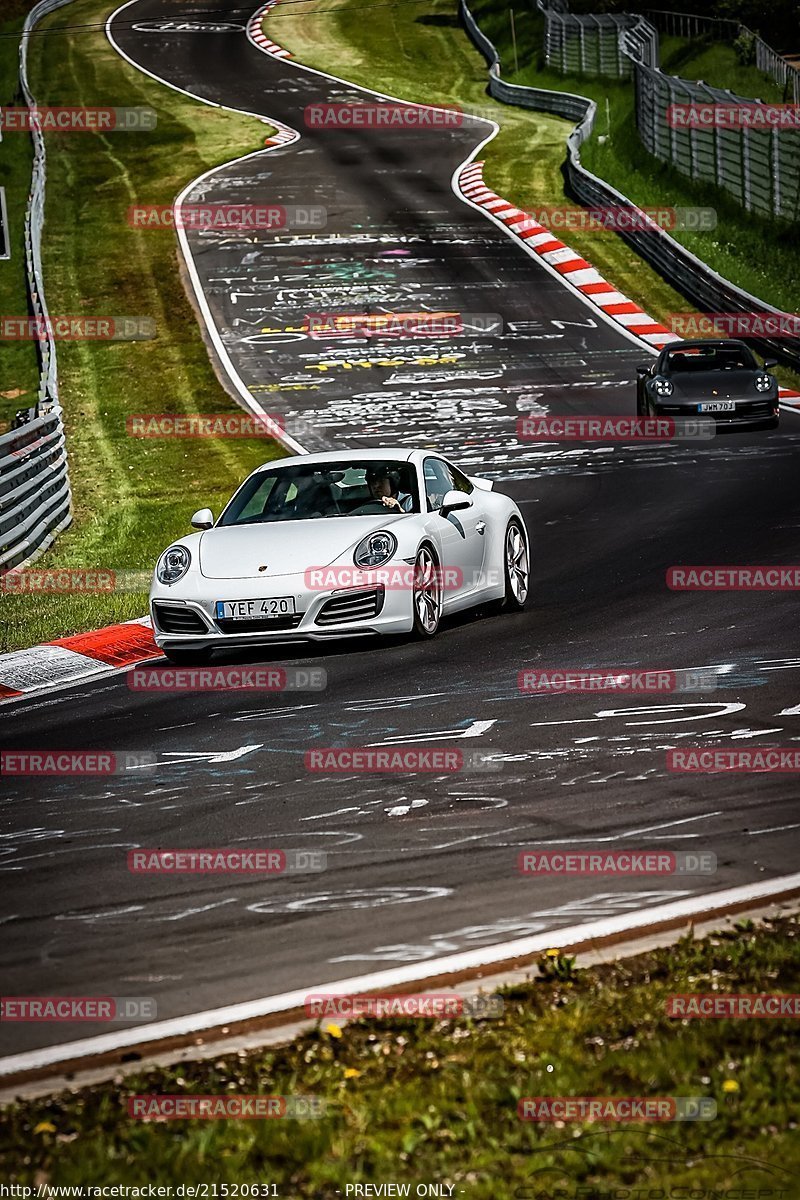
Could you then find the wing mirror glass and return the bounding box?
[636,364,652,375]
[763,359,778,370]
[190,507,214,530]
[441,490,472,514]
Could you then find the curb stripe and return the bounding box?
[0,620,156,701]
[245,0,292,61]
[49,621,159,667]
[454,161,681,352]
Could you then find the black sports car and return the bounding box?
[636,339,779,429]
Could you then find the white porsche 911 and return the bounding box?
[149,448,530,663]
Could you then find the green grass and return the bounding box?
[0,8,41,426]
[659,34,787,103]
[2,915,798,1192]
[0,0,285,653]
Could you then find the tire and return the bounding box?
[411,544,442,638]
[636,388,647,417]
[163,646,212,665]
[501,519,530,611]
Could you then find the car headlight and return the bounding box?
[354,531,397,568]
[652,377,673,397]
[156,545,191,585]
[754,373,773,392]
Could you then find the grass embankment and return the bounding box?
[0,5,40,421]
[265,0,800,395]
[1,915,798,1192]
[659,35,786,104]
[0,0,283,653]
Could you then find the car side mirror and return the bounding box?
[441,490,472,515]
[763,359,778,370]
[190,507,214,530]
[636,364,651,375]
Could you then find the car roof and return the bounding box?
[251,447,427,473]
[665,339,751,352]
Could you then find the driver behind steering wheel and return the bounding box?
[366,466,413,513]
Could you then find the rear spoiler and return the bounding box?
[469,476,493,492]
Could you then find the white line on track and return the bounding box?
[2,871,799,1080]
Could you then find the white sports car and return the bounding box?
[149,448,530,663]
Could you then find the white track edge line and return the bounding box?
[3,871,799,1078]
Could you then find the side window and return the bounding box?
[446,463,473,494]
[423,457,455,512]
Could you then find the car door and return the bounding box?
[422,456,487,603]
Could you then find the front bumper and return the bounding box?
[149,567,415,648]
[650,394,779,427]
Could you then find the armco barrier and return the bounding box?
[643,10,800,105]
[3,0,75,571]
[543,9,658,77]
[621,25,800,224]
[540,1,800,223]
[0,409,71,572]
[459,0,800,371]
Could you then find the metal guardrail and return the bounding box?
[620,27,800,223]
[543,9,658,77]
[0,187,9,260]
[2,0,75,571]
[643,10,800,104]
[538,1,800,222]
[0,409,71,571]
[459,0,800,371]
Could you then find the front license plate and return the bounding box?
[215,597,296,620]
[698,401,735,412]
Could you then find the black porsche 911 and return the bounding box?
[636,339,779,430]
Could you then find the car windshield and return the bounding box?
[665,345,756,372]
[219,460,419,526]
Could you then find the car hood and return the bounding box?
[198,515,406,579]
[667,369,763,400]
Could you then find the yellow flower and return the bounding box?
[722,1080,740,1093]
[33,1122,56,1135]
[324,1023,343,1038]
[545,949,561,958]
[343,1068,362,1079]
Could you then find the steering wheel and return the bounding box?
[348,501,393,515]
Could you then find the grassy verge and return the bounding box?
[0,0,284,653]
[266,0,800,396]
[0,6,40,427]
[659,35,786,102]
[1,915,798,1190]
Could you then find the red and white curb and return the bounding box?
[245,2,300,147]
[457,160,679,350]
[246,0,292,61]
[455,160,800,409]
[0,618,159,701]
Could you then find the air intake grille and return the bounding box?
[315,588,385,626]
[152,604,209,635]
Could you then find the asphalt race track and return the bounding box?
[2,0,800,1059]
